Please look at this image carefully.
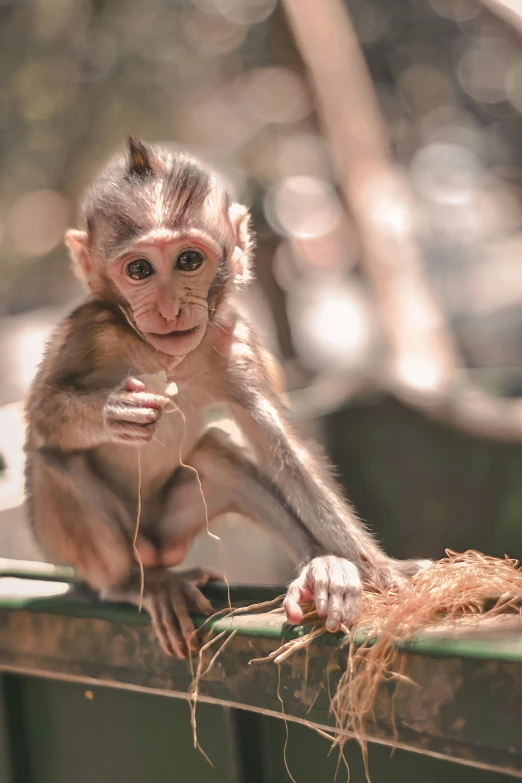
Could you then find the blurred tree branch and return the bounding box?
[283,0,522,442]
[283,0,460,386]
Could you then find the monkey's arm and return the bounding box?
[226,339,385,566]
[26,303,169,451]
[224,327,426,629]
[28,378,168,451]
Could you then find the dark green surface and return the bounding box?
[0,675,13,783]
[2,675,240,783]
[0,674,515,783]
[264,715,514,783]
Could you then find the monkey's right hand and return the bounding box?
[103,377,171,445]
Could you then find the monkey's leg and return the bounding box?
[108,466,233,658]
[29,450,222,658]
[99,463,234,657]
[29,451,134,589]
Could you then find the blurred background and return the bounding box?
[1,0,522,583]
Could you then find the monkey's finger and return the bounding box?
[108,421,156,443]
[147,597,176,656]
[124,377,145,392]
[122,392,171,410]
[309,560,330,617]
[182,580,214,616]
[283,591,303,624]
[342,590,361,627]
[157,590,187,658]
[283,578,312,624]
[181,566,224,587]
[325,589,344,633]
[155,622,176,655]
[109,431,155,445]
[340,563,363,626]
[170,591,197,653]
[109,405,161,425]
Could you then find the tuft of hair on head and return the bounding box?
[127,136,154,178]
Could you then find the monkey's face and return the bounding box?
[107,228,225,358]
[66,139,253,361]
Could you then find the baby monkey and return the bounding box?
[25,138,426,657]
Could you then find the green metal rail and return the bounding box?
[1,559,522,782]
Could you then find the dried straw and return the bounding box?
[260,550,522,780]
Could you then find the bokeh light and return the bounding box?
[429,0,480,22]
[410,144,483,205]
[458,45,511,105]
[190,0,278,25]
[264,176,343,239]
[8,190,69,257]
[243,67,312,125]
[395,353,445,392]
[287,280,373,372]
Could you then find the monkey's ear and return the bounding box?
[127,136,154,178]
[65,229,91,288]
[229,203,255,286]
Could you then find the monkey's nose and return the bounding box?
[158,297,181,321]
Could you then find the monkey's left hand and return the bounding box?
[283,556,363,632]
[283,555,430,633]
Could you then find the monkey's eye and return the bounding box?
[126,259,154,280]
[176,250,204,272]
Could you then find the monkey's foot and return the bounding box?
[143,568,222,657]
[283,556,363,633]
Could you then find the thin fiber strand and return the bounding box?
[132,447,145,611]
[188,596,284,755]
[166,400,232,611]
[166,401,219,540]
[277,664,298,783]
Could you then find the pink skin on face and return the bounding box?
[108,232,221,358]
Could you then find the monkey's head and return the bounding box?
[66,137,253,359]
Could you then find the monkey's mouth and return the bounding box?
[146,325,203,356]
[149,326,200,340]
